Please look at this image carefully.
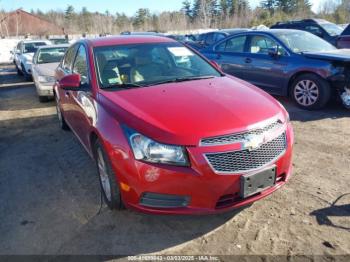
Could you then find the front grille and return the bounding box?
[201,120,283,146]
[205,132,287,173]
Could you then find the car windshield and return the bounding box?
[23,42,47,53]
[321,23,343,36]
[37,47,68,64]
[275,31,336,53]
[94,42,221,88]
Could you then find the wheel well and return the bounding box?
[288,71,323,96]
[89,132,99,158]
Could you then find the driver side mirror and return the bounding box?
[58,74,81,90]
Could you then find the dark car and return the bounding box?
[187,29,249,51]
[337,24,350,48]
[166,34,197,43]
[271,19,343,46]
[201,29,350,110]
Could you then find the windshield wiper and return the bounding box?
[101,82,144,90]
[145,75,216,87]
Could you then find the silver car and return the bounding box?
[32,44,69,102]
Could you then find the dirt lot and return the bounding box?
[0,63,349,259]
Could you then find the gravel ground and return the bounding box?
[0,63,349,259]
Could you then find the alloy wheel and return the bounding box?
[97,148,112,202]
[294,80,319,107]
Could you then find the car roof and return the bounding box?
[220,28,250,34]
[85,35,176,47]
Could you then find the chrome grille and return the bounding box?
[201,120,284,146]
[205,132,287,173]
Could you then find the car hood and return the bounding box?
[303,49,350,62]
[33,62,59,76]
[100,76,286,146]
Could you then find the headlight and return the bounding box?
[124,127,189,166]
[38,75,55,83]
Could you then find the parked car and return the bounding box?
[166,34,197,43]
[49,38,69,45]
[201,29,350,110]
[12,40,51,79]
[271,19,343,46]
[31,44,69,102]
[187,29,249,50]
[337,24,350,49]
[53,35,293,214]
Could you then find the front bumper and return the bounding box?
[107,123,294,215]
[35,81,54,97]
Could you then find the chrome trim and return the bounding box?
[200,118,284,147]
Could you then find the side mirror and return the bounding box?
[210,60,221,70]
[268,47,279,58]
[58,74,81,90]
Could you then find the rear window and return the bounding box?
[37,47,67,64]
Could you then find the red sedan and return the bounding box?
[54,36,294,215]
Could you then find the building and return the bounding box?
[0,9,64,37]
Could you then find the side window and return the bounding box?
[249,35,277,54]
[216,36,247,53]
[214,33,226,42]
[62,45,78,72]
[73,45,89,85]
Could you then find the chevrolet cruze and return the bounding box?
[54,36,294,214]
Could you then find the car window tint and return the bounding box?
[73,45,89,85]
[62,45,79,72]
[249,35,278,54]
[217,36,247,53]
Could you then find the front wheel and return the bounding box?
[55,97,69,130]
[94,141,124,210]
[290,74,331,110]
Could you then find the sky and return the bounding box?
[1,0,322,15]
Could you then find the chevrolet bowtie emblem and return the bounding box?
[242,134,265,151]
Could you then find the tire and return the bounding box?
[94,140,124,210]
[55,97,70,130]
[16,64,23,76]
[21,63,31,81]
[290,73,331,110]
[38,96,49,103]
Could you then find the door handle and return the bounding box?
[245,58,252,63]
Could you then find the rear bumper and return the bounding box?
[107,123,294,215]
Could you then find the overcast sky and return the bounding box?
[1,0,323,15]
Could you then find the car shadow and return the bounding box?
[274,96,349,122]
[310,193,350,232]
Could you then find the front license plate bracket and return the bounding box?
[240,166,276,199]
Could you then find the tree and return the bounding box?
[133,8,151,29]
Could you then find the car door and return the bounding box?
[69,44,95,148]
[243,34,290,95]
[211,35,250,80]
[55,44,79,125]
